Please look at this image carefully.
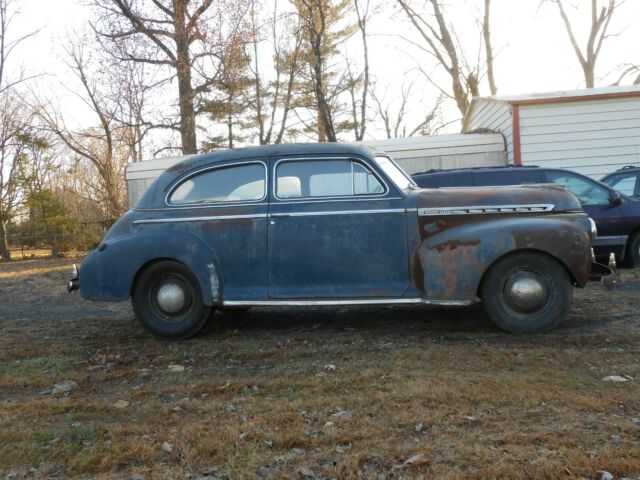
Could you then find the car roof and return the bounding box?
[601,165,640,179]
[136,142,378,208]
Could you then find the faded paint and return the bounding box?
[77,143,595,308]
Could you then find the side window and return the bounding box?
[169,163,265,205]
[604,173,637,197]
[544,171,610,206]
[276,159,384,199]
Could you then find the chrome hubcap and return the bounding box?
[506,275,547,313]
[156,282,186,313]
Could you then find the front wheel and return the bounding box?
[132,261,211,339]
[481,252,573,334]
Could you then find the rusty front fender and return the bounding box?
[416,216,592,302]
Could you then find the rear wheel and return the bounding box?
[481,252,572,334]
[132,261,210,339]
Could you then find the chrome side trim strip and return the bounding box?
[223,298,474,307]
[274,196,403,205]
[133,208,411,224]
[276,208,406,218]
[418,204,555,216]
[133,213,268,224]
[593,235,628,246]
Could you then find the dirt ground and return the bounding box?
[0,257,639,479]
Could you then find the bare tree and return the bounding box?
[550,0,620,88]
[372,82,444,138]
[396,0,493,117]
[248,0,304,145]
[93,0,251,154]
[292,0,355,142]
[483,0,497,95]
[350,0,370,141]
[0,0,39,261]
[38,43,127,221]
[109,60,152,163]
[612,64,640,85]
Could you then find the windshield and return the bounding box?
[374,155,416,191]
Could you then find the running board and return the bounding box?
[222,298,474,307]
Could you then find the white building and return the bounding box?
[462,85,640,179]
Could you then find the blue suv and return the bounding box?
[413,166,640,267]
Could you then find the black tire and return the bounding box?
[132,261,211,339]
[625,232,640,268]
[480,252,572,334]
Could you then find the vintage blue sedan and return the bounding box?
[69,143,608,338]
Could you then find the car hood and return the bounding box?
[414,184,582,214]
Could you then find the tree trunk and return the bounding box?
[0,220,11,261]
[584,63,595,88]
[174,0,198,154]
[483,0,497,95]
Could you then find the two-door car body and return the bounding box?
[70,143,611,338]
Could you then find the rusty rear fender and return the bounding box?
[79,229,224,306]
[416,215,592,302]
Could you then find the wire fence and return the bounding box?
[4,222,109,260]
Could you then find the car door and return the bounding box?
[542,170,626,255]
[165,160,269,300]
[267,156,409,299]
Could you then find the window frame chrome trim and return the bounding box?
[164,160,268,207]
[372,153,417,190]
[272,156,390,202]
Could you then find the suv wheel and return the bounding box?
[626,232,640,268]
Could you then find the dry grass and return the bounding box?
[0,258,639,479]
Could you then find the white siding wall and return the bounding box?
[466,101,514,163]
[519,97,640,179]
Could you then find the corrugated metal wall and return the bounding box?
[519,97,640,178]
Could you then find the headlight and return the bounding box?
[588,217,597,241]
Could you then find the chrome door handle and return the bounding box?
[270,213,290,218]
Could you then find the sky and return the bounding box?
[8,0,640,154]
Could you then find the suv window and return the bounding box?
[276,159,384,199]
[416,172,473,188]
[473,170,543,186]
[603,172,637,197]
[169,163,266,205]
[544,171,610,206]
